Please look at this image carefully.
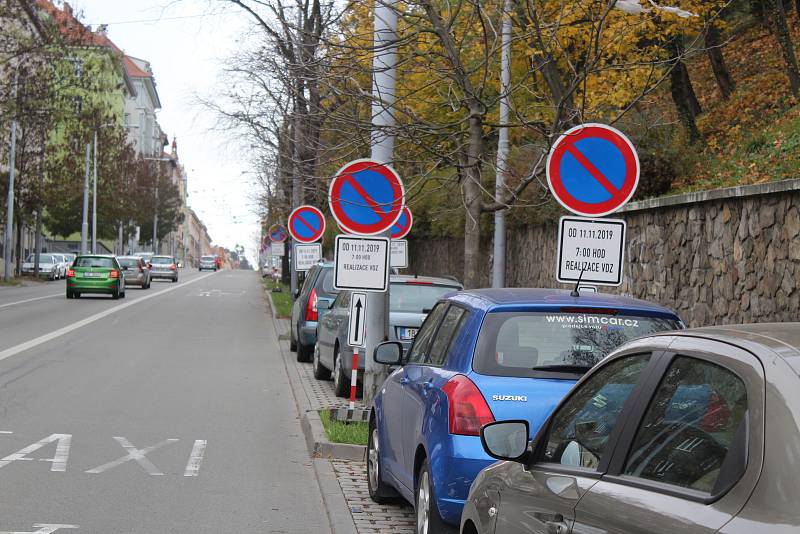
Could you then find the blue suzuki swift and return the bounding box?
[368,288,683,533]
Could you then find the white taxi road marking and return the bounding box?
[0,524,79,534]
[85,437,179,475]
[0,272,216,364]
[0,294,61,310]
[183,439,207,476]
[0,434,72,471]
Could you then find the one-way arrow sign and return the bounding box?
[348,292,367,348]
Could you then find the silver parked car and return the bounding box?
[117,256,151,288]
[313,275,462,397]
[148,255,178,282]
[52,253,69,278]
[20,253,60,280]
[462,323,800,534]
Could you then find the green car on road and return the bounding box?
[66,255,126,300]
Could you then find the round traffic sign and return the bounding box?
[269,224,288,243]
[288,205,326,243]
[546,123,639,217]
[391,206,413,239]
[329,159,405,236]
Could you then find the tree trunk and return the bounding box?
[463,109,485,289]
[769,0,800,96]
[705,25,735,99]
[669,44,702,143]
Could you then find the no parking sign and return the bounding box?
[547,123,639,217]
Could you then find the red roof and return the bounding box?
[34,1,152,78]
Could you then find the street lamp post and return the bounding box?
[91,123,115,254]
[3,68,19,282]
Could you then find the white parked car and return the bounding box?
[20,253,60,280]
[52,253,69,278]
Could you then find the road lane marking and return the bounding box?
[86,437,179,475]
[0,525,79,534]
[0,294,61,310]
[0,431,12,434]
[0,272,215,364]
[183,439,207,476]
[0,434,72,472]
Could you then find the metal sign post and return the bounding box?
[347,292,368,410]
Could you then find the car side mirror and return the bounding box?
[374,341,403,366]
[293,288,301,299]
[480,420,530,463]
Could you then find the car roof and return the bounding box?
[448,287,680,317]
[659,323,800,375]
[117,256,140,260]
[76,254,115,258]
[151,255,174,258]
[390,274,462,287]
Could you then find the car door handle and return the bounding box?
[400,377,411,385]
[423,381,434,390]
[544,515,568,534]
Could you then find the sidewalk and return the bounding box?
[268,296,415,534]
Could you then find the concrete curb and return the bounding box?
[304,409,368,462]
[265,287,358,534]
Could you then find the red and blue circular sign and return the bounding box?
[329,159,405,236]
[546,123,639,217]
[391,206,413,239]
[288,205,326,243]
[269,224,288,243]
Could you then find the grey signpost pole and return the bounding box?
[363,0,398,406]
[92,130,97,254]
[492,0,511,289]
[80,143,90,255]
[3,69,19,282]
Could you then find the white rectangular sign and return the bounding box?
[334,235,390,292]
[556,216,626,286]
[390,240,408,269]
[348,292,367,348]
[294,243,322,272]
[271,242,285,257]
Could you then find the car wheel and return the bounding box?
[112,286,120,300]
[172,277,178,283]
[367,420,399,503]
[66,289,73,299]
[332,348,349,398]
[74,292,81,298]
[415,460,453,534]
[313,344,331,380]
[297,337,313,363]
[120,288,126,298]
[289,328,298,352]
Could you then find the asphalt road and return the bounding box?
[0,269,331,533]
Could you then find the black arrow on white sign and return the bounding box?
[348,292,367,347]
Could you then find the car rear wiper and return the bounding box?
[531,364,592,373]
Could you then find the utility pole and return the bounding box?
[80,143,90,254]
[492,0,512,288]
[3,69,19,282]
[289,4,304,299]
[363,0,398,405]
[153,169,159,254]
[34,129,46,278]
[92,130,97,254]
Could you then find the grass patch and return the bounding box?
[319,410,369,445]
[264,278,293,318]
[0,278,22,287]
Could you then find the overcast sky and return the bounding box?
[71,0,259,265]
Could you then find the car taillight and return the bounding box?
[109,270,119,279]
[406,280,433,285]
[306,288,318,321]
[171,264,177,270]
[67,269,75,278]
[441,375,494,436]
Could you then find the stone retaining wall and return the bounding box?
[408,179,800,327]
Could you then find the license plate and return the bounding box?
[83,272,102,278]
[399,328,418,340]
